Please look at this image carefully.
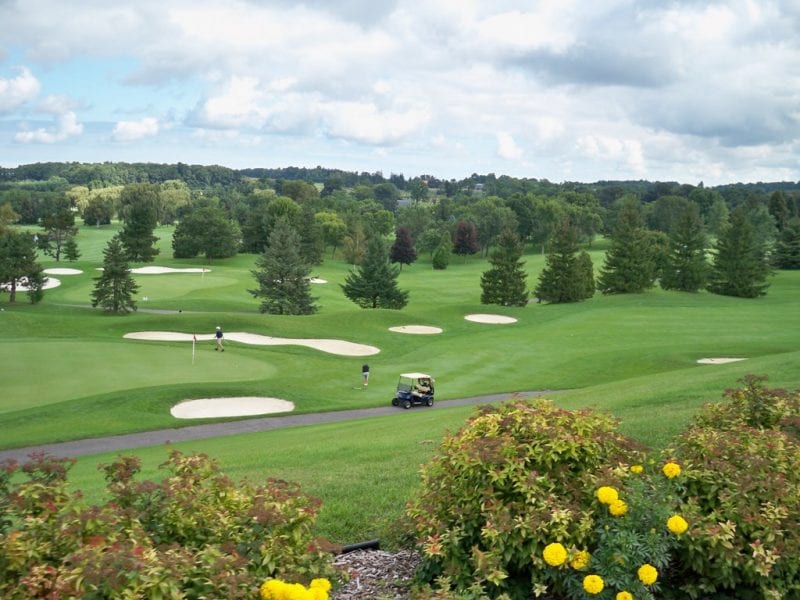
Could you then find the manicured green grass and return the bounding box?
[4,224,800,545]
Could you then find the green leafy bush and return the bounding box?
[407,399,641,599]
[666,376,800,599]
[0,450,336,599]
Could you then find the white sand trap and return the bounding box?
[43,268,83,275]
[464,314,518,324]
[308,277,328,284]
[171,397,295,419]
[1,277,61,291]
[130,266,211,274]
[697,357,747,365]
[389,325,443,334]
[124,331,380,356]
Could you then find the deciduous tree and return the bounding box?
[172,206,241,260]
[0,230,43,303]
[39,197,78,262]
[389,226,417,270]
[453,220,479,259]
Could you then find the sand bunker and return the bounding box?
[308,277,328,284]
[389,325,443,334]
[124,331,380,356]
[43,268,83,275]
[697,357,747,365]
[131,266,211,274]
[464,314,518,324]
[1,277,61,291]
[171,397,295,419]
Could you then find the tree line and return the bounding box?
[2,163,799,312]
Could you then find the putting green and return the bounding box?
[1,340,276,413]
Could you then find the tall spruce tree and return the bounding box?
[342,235,409,309]
[0,230,44,304]
[534,217,589,303]
[660,204,708,292]
[480,227,528,306]
[389,226,417,270]
[576,251,595,300]
[773,217,800,269]
[118,184,160,262]
[91,236,139,314]
[707,206,771,298]
[598,199,656,294]
[249,218,317,315]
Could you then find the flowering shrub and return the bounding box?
[0,451,336,598]
[669,424,800,598]
[407,399,643,598]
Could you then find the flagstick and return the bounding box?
[192,334,196,365]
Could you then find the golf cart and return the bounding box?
[391,372,435,409]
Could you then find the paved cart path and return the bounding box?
[0,391,553,462]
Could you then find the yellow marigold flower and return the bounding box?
[609,499,628,517]
[309,588,328,600]
[570,549,590,570]
[543,542,568,566]
[583,574,604,595]
[260,579,286,600]
[638,563,658,586]
[616,592,633,600]
[662,462,681,479]
[667,514,689,535]
[310,579,331,592]
[630,464,644,474]
[596,486,619,505]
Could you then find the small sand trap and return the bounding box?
[1,277,61,291]
[389,325,443,334]
[697,357,747,365]
[171,397,295,419]
[464,314,518,324]
[131,266,211,274]
[124,331,380,356]
[307,277,327,284]
[43,268,83,275]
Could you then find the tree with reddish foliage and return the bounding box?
[389,226,417,270]
[453,220,479,260]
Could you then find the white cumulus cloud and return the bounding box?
[15,111,83,144]
[0,67,40,112]
[496,132,523,160]
[112,117,160,141]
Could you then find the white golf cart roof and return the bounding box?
[400,372,432,379]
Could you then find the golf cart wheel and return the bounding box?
[402,399,411,409]
[391,398,398,406]
[426,397,433,407]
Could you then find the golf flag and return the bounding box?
[192,334,197,364]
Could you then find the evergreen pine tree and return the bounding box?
[576,251,595,300]
[249,218,317,315]
[342,235,409,309]
[534,217,585,303]
[0,230,43,304]
[598,199,656,294]
[432,231,452,270]
[660,204,708,292]
[389,226,417,270]
[773,217,800,269]
[63,237,81,262]
[118,185,160,262]
[480,228,528,306]
[91,236,139,314]
[707,206,771,298]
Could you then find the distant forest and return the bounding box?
[2,161,799,207]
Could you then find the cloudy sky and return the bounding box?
[1,0,798,184]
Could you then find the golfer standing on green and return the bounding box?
[362,363,370,388]
[215,326,224,352]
